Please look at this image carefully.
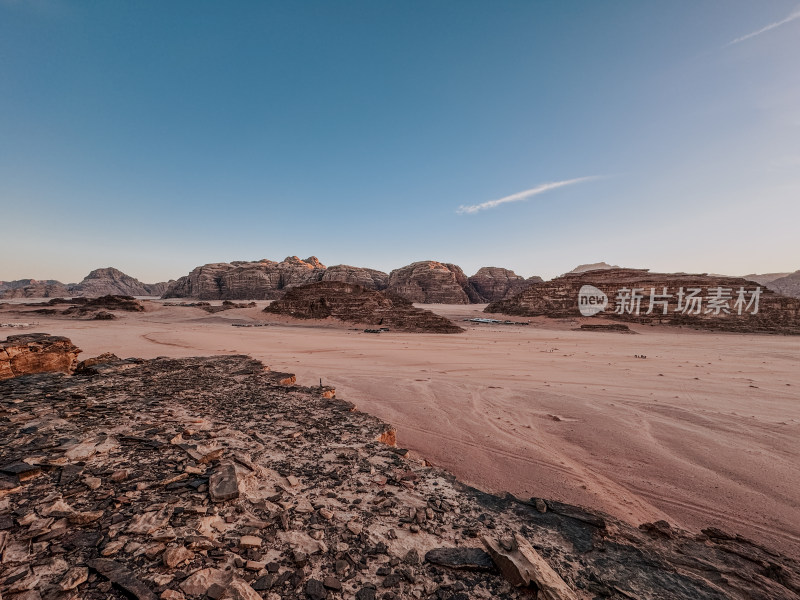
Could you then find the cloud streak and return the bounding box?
[726,6,800,46]
[457,176,598,215]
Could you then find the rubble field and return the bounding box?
[1,351,799,599]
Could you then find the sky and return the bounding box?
[1,1,799,283]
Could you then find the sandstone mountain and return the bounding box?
[162,257,391,300]
[73,267,171,297]
[742,272,792,286]
[0,279,71,299]
[486,268,800,334]
[264,281,464,333]
[386,261,481,304]
[321,264,389,290]
[765,270,800,299]
[468,267,543,302]
[566,261,621,274]
[0,268,171,299]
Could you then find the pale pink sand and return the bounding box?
[5,300,799,557]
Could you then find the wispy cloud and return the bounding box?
[726,5,800,46]
[457,176,598,215]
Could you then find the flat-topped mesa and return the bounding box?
[387,261,480,304]
[264,281,464,333]
[468,267,543,302]
[0,333,81,380]
[486,268,800,334]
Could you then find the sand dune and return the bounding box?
[4,299,799,557]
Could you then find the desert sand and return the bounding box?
[3,299,799,557]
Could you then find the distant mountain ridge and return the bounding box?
[0,267,172,299]
[162,257,541,303]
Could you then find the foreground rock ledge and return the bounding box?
[1,355,798,600]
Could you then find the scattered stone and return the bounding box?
[483,534,578,598]
[305,578,327,600]
[59,566,88,591]
[87,558,158,600]
[209,462,239,502]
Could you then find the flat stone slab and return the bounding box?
[209,461,239,502]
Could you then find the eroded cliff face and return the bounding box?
[386,261,474,304]
[486,268,800,334]
[321,265,389,290]
[1,352,797,600]
[0,333,81,380]
[264,281,464,333]
[160,258,545,304]
[163,257,333,300]
[468,268,542,302]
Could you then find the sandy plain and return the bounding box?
[2,299,799,558]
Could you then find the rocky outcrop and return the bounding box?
[321,265,389,290]
[486,268,800,334]
[767,270,800,299]
[387,261,476,304]
[0,269,172,299]
[163,257,328,300]
[1,354,797,600]
[264,281,464,333]
[566,262,620,274]
[743,272,792,286]
[74,268,158,297]
[468,267,542,302]
[0,333,81,380]
[0,279,71,299]
[63,295,145,316]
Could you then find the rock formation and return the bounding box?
[1,351,797,599]
[0,333,81,380]
[468,268,542,302]
[387,261,479,304]
[766,270,800,299]
[566,262,620,274]
[264,281,464,333]
[63,295,146,315]
[0,279,71,299]
[73,268,164,297]
[742,272,792,286]
[0,269,171,299]
[321,265,389,290]
[163,257,329,300]
[486,268,800,334]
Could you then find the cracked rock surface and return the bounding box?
[1,353,798,599]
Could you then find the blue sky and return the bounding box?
[1,1,799,283]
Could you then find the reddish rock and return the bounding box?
[163,256,327,300]
[0,333,81,380]
[468,267,542,302]
[264,281,464,333]
[387,261,476,304]
[321,265,388,290]
[486,268,800,334]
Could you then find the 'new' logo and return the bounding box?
[578,285,608,316]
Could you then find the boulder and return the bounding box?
[0,333,81,380]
